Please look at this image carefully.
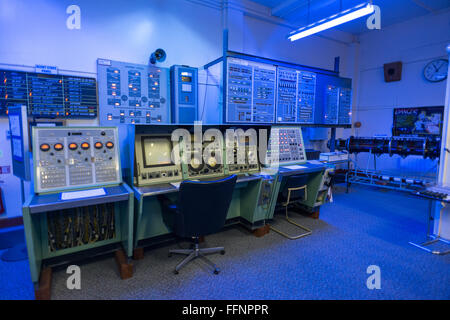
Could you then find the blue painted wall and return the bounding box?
[354,9,450,176]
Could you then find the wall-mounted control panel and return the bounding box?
[338,87,352,125]
[323,80,352,125]
[275,68,316,124]
[170,65,198,124]
[32,127,121,194]
[297,71,317,123]
[218,54,352,126]
[324,85,339,124]
[266,126,307,166]
[226,57,276,124]
[276,67,298,123]
[134,134,182,186]
[0,69,98,118]
[97,59,170,125]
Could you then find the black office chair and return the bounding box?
[270,174,312,240]
[161,175,237,274]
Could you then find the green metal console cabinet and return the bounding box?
[23,183,134,299]
[132,175,265,250]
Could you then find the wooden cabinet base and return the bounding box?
[35,267,52,300]
[253,225,270,238]
[115,248,133,280]
[310,208,320,219]
[133,247,144,260]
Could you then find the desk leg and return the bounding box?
[426,199,433,239]
[133,247,144,260]
[132,197,145,260]
[115,247,133,279]
[346,161,350,194]
[34,267,52,300]
[252,225,270,238]
[310,207,320,219]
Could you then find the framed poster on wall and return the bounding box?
[392,106,444,137]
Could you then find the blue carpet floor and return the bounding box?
[0,184,449,300]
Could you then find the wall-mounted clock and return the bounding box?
[423,59,448,82]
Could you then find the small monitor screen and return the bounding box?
[142,137,173,167]
[181,76,192,82]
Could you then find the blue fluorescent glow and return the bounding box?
[288,2,375,41]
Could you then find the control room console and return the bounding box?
[33,127,122,194]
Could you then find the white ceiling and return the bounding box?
[248,0,450,34]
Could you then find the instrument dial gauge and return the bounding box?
[189,156,203,172]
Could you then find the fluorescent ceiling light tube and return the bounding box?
[288,2,375,41]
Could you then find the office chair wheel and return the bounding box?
[220,250,225,255]
[214,269,220,275]
[174,270,179,275]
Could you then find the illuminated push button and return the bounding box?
[95,142,103,149]
[54,143,64,151]
[69,143,78,150]
[81,142,90,150]
[106,142,114,149]
[40,144,50,152]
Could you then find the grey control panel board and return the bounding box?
[223,56,352,125]
[297,71,317,123]
[338,87,352,124]
[32,127,121,194]
[275,67,316,124]
[97,59,170,125]
[226,57,276,124]
[0,69,98,118]
[324,85,352,125]
[266,126,307,165]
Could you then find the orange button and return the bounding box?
[95,142,103,149]
[54,143,64,151]
[40,144,50,152]
[81,142,90,150]
[69,143,78,150]
[106,142,114,149]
